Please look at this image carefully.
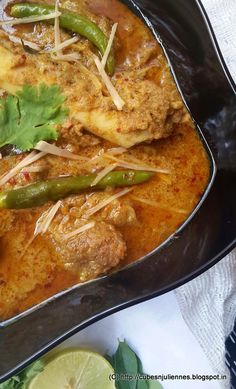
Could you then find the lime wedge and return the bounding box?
[28,349,116,389]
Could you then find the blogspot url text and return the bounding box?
[109,373,227,382]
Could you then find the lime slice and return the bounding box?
[28,349,116,389]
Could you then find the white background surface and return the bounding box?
[55,1,235,388]
[58,292,223,389]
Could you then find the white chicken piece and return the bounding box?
[0,31,185,148]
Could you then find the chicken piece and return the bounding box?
[75,68,185,148]
[0,29,185,148]
[49,221,126,281]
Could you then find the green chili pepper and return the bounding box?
[10,3,115,75]
[0,170,154,209]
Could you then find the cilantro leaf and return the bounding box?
[0,84,68,151]
[0,360,44,389]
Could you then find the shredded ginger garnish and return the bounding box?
[106,147,127,155]
[0,11,61,26]
[131,195,188,214]
[104,154,171,174]
[19,200,62,259]
[50,0,80,63]
[90,164,118,187]
[0,151,46,187]
[47,36,79,53]
[83,188,132,219]
[50,52,80,62]
[8,35,41,51]
[94,55,125,111]
[101,23,118,68]
[21,165,46,173]
[63,221,95,240]
[94,23,125,110]
[35,141,89,162]
[54,0,62,55]
[34,201,62,236]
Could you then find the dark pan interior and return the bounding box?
[0,0,236,382]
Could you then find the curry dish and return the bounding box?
[0,0,210,320]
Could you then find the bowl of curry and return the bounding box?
[0,0,235,381]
